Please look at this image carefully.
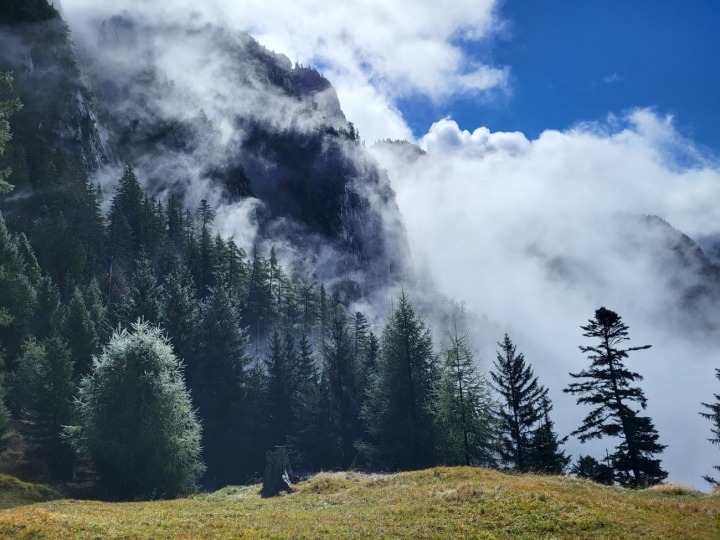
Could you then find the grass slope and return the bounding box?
[0,467,718,539]
[0,475,59,510]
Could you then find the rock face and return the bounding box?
[0,14,114,175]
[65,14,411,296]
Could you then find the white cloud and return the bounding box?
[373,112,720,489]
[59,0,508,143]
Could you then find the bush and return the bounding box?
[65,321,204,499]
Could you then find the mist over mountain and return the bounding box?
[1,0,720,492]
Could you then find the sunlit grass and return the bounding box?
[0,467,718,538]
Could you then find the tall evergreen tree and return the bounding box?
[12,337,75,477]
[264,328,296,447]
[491,334,547,472]
[700,368,720,486]
[434,320,498,467]
[290,332,321,468]
[0,73,22,195]
[31,275,62,341]
[107,166,143,300]
[160,268,199,366]
[117,255,163,327]
[63,288,98,377]
[362,290,438,470]
[322,303,360,467]
[0,213,36,358]
[193,285,250,485]
[564,307,667,487]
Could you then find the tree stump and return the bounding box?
[261,446,296,497]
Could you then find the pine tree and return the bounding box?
[12,337,75,477]
[699,368,720,485]
[362,290,438,470]
[564,307,667,487]
[65,322,204,499]
[433,320,498,467]
[491,334,547,471]
[527,395,571,474]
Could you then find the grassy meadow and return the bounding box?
[0,467,718,538]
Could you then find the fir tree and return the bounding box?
[265,328,295,447]
[362,290,438,470]
[491,334,547,471]
[63,288,98,377]
[527,395,571,474]
[699,368,720,485]
[65,322,204,499]
[0,213,36,358]
[31,275,62,341]
[160,268,199,366]
[193,285,250,485]
[564,307,667,487]
[117,255,163,327]
[322,303,359,467]
[13,337,75,477]
[290,332,321,468]
[433,320,498,467]
[571,454,614,485]
[0,73,22,195]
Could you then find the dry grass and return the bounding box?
[0,467,718,538]
[645,482,703,496]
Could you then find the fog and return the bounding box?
[371,115,720,489]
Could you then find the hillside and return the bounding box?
[0,467,718,539]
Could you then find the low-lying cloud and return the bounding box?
[372,113,720,489]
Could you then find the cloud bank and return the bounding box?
[59,0,507,143]
[372,112,720,489]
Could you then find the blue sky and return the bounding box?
[400,0,720,152]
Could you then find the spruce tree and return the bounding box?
[0,73,22,195]
[564,307,667,487]
[63,288,98,377]
[13,337,75,477]
[527,395,571,474]
[193,285,250,485]
[322,303,359,467]
[433,320,498,467]
[571,455,614,485]
[699,368,720,485]
[290,332,321,468]
[117,255,163,327]
[160,268,199,366]
[491,334,547,471]
[362,290,438,470]
[265,328,295,447]
[31,275,62,341]
[65,322,204,499]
